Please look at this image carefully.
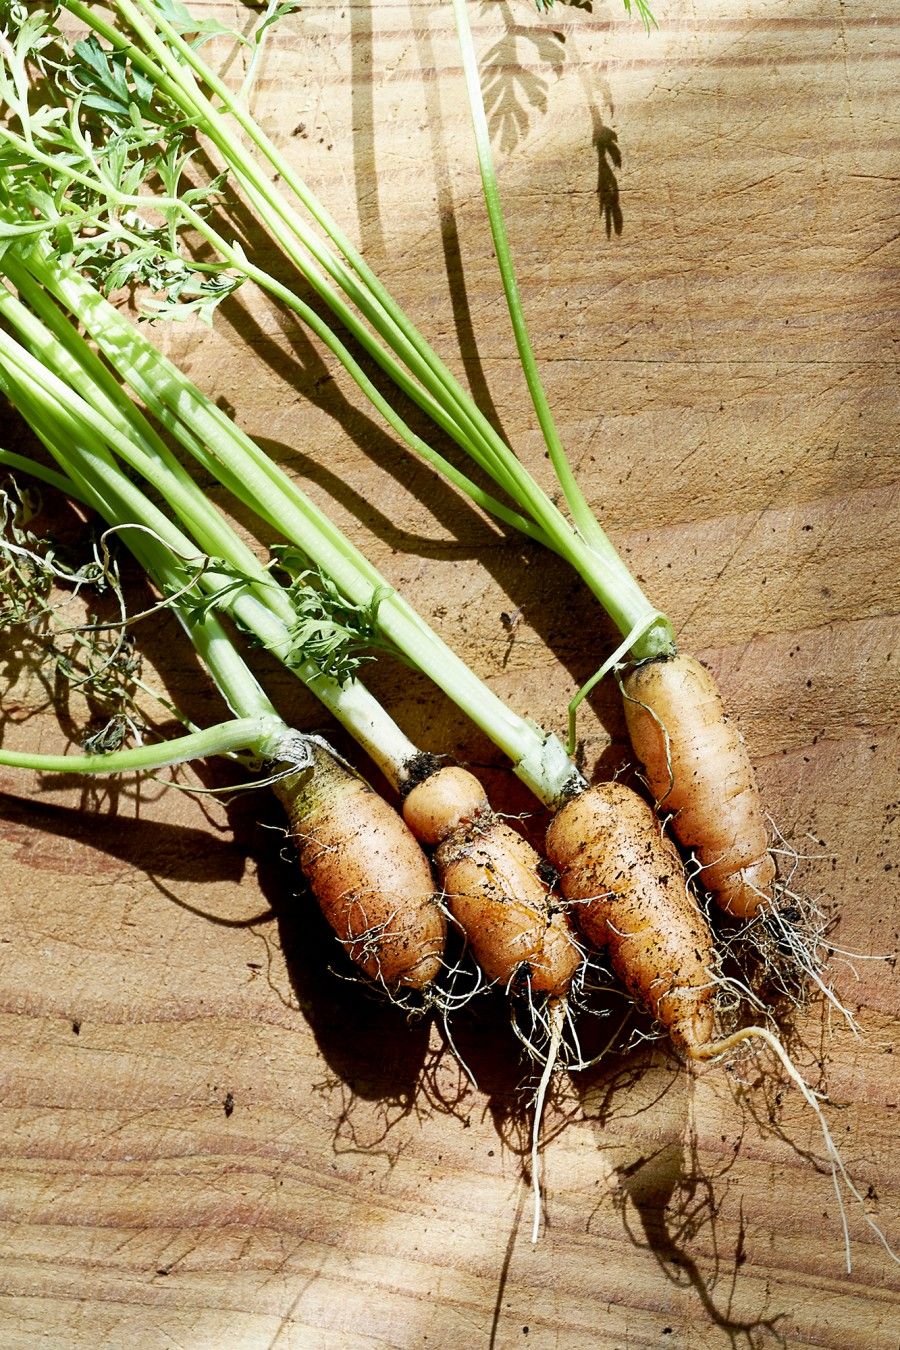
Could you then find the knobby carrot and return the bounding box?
[403,765,580,1000]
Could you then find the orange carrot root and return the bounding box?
[545,781,716,1056]
[275,744,445,990]
[622,653,775,919]
[403,766,581,1000]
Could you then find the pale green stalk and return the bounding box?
[0,423,289,774]
[61,0,526,482]
[0,717,283,776]
[450,0,606,550]
[0,274,297,628]
[100,0,599,526]
[0,447,87,502]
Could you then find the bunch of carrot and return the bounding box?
[0,236,762,1066]
[0,0,892,1264]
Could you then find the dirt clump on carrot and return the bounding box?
[276,743,445,990]
[622,653,776,920]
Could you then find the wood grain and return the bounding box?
[1,0,898,1346]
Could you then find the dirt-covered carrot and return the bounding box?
[544,775,900,1268]
[277,743,444,991]
[402,759,581,1244]
[622,654,775,919]
[546,780,716,1056]
[403,764,580,999]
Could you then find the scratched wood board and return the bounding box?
[0,0,898,1346]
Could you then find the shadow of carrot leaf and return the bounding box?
[479,4,567,153]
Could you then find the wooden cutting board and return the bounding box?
[1,0,898,1345]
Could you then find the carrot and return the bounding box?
[622,654,775,920]
[543,776,900,1269]
[402,765,580,1000]
[276,742,446,991]
[403,762,582,1244]
[545,780,716,1057]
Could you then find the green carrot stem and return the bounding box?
[0,717,283,776]
[1,95,539,540]
[0,286,288,624]
[72,0,531,490]
[0,448,88,504]
[450,0,607,550]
